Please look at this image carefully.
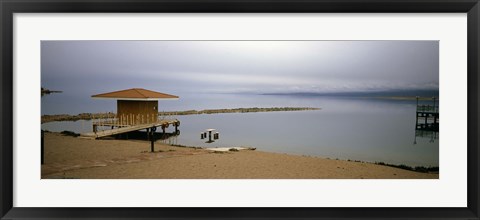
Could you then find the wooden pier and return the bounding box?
[79,88,181,153]
[415,97,439,132]
[81,117,180,139]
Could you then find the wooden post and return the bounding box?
[415,96,419,126]
[41,130,44,165]
[209,130,212,142]
[150,129,154,152]
[415,112,419,127]
[150,127,156,152]
[424,113,428,127]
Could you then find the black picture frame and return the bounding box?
[1,0,479,219]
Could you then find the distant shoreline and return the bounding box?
[372,96,439,101]
[41,107,321,124]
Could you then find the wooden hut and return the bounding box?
[92,88,179,125]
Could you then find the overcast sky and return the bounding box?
[41,41,438,96]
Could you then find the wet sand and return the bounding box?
[42,132,438,179]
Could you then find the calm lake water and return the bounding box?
[42,94,439,167]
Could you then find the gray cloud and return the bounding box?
[41,41,439,95]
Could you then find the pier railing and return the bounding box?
[91,113,177,127]
[415,105,439,132]
[416,105,439,113]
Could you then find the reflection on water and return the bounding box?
[414,130,438,145]
[42,95,439,167]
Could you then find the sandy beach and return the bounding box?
[42,132,438,179]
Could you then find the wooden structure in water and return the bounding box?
[81,118,180,139]
[91,88,178,124]
[81,88,180,144]
[415,96,439,132]
[201,129,220,143]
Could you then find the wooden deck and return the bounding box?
[81,119,179,139]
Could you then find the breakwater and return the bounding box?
[41,107,320,123]
[162,107,320,115]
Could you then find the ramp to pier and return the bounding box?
[81,119,179,139]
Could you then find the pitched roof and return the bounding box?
[92,88,179,100]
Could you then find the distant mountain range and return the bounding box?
[261,89,439,98]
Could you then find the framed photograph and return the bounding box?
[1,0,479,219]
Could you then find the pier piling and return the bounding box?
[41,130,44,165]
[150,127,156,152]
